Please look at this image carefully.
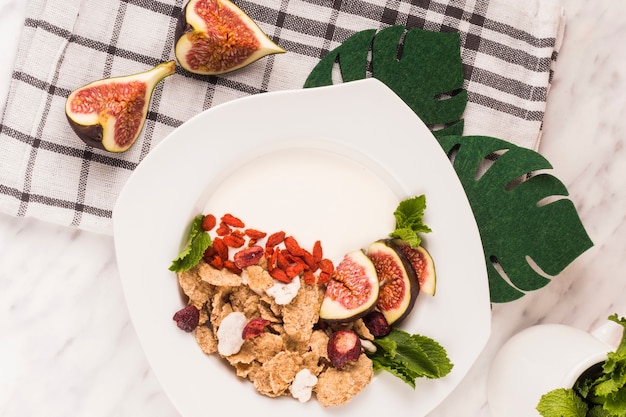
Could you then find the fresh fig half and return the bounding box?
[65,60,175,153]
[389,240,437,296]
[174,0,286,75]
[367,240,419,326]
[319,250,379,323]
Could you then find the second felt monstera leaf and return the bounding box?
[304,26,467,138]
[438,135,593,302]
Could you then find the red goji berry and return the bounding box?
[269,267,291,283]
[317,271,331,285]
[245,229,267,240]
[303,270,317,285]
[319,258,334,275]
[284,236,305,257]
[201,214,216,231]
[266,231,285,248]
[221,213,245,228]
[223,234,245,248]
[268,247,279,269]
[209,255,224,270]
[223,260,242,275]
[285,263,305,278]
[216,222,231,236]
[212,237,229,261]
[276,249,290,270]
[203,245,216,260]
[301,250,318,271]
[312,240,323,263]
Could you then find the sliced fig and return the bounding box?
[367,240,419,326]
[319,250,379,323]
[65,61,175,153]
[389,240,437,296]
[174,0,285,75]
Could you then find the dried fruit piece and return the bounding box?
[242,317,270,339]
[266,231,286,248]
[392,241,437,296]
[362,310,391,337]
[173,304,200,332]
[233,245,264,268]
[367,240,419,326]
[174,0,285,75]
[201,214,217,231]
[284,236,305,257]
[319,250,379,323]
[221,213,245,228]
[327,329,361,369]
[65,60,175,152]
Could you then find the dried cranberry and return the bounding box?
[362,311,392,337]
[173,304,200,332]
[233,245,264,269]
[327,329,361,369]
[242,317,270,339]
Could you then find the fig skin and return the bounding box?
[174,0,285,75]
[367,240,420,326]
[65,60,176,153]
[388,239,437,296]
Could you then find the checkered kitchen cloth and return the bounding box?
[0,0,564,235]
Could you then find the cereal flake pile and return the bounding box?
[177,260,375,407]
[173,213,377,407]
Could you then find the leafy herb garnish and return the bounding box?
[537,314,626,417]
[389,195,432,248]
[169,214,212,272]
[366,328,453,388]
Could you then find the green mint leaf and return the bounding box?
[587,405,612,417]
[608,314,626,358]
[536,388,588,417]
[389,195,432,248]
[390,227,421,247]
[367,328,453,387]
[169,215,212,272]
[602,385,626,417]
[370,351,419,388]
[545,315,626,417]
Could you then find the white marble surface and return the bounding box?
[1,0,625,416]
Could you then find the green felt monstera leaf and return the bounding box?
[304,26,467,137]
[438,135,594,302]
[304,27,593,302]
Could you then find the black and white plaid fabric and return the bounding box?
[0,0,564,234]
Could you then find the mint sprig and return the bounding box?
[169,215,212,272]
[367,328,453,388]
[537,314,626,417]
[389,195,432,248]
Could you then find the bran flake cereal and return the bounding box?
[176,259,374,407]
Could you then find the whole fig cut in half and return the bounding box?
[319,250,379,323]
[367,240,419,326]
[174,0,286,75]
[389,240,437,296]
[65,61,176,153]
